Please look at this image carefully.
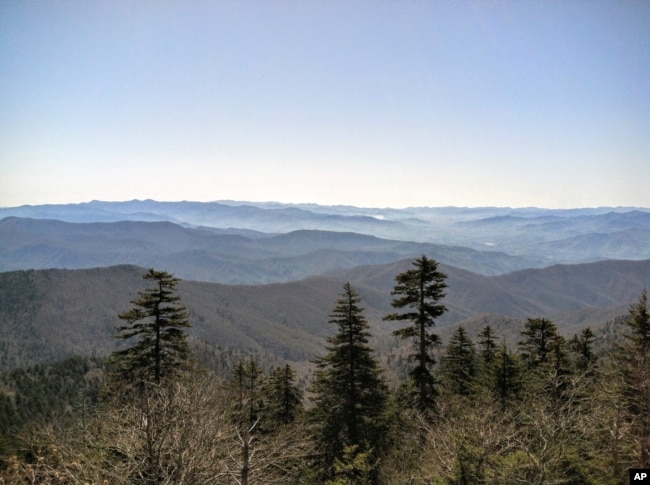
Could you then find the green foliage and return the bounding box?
[569,327,597,372]
[490,342,523,408]
[519,317,559,368]
[310,283,388,483]
[624,288,650,353]
[227,357,264,430]
[618,289,650,467]
[326,444,376,485]
[384,255,447,411]
[3,268,649,483]
[440,326,477,396]
[109,269,191,388]
[0,356,103,451]
[478,324,497,368]
[262,364,303,429]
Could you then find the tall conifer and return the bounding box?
[110,269,191,387]
[310,283,388,482]
[518,318,558,369]
[384,255,447,410]
[440,326,477,396]
[262,364,302,429]
[620,289,650,466]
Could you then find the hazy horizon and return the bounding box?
[1,2,648,209]
[2,197,649,212]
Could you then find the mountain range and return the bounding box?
[1,199,648,373]
[1,200,649,284]
[0,217,537,283]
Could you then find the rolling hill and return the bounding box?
[1,259,647,373]
[0,217,539,283]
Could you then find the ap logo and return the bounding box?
[631,469,650,483]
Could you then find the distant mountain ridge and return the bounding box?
[1,200,648,266]
[1,259,648,372]
[0,217,539,283]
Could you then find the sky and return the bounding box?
[1,1,648,209]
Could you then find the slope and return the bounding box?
[1,259,648,372]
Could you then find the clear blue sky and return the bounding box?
[1,1,648,209]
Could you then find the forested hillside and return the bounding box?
[0,262,648,483]
[1,259,648,372]
[1,201,649,482]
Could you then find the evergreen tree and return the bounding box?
[110,269,191,387]
[624,288,650,353]
[492,341,522,408]
[620,289,650,467]
[546,333,573,402]
[227,358,264,485]
[384,255,447,411]
[310,283,388,482]
[105,270,193,482]
[229,358,263,431]
[262,364,303,429]
[440,326,477,396]
[518,318,558,369]
[478,324,497,368]
[519,318,574,406]
[568,327,596,373]
[326,444,376,485]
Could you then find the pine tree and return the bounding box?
[262,364,303,429]
[227,358,264,485]
[518,318,558,369]
[384,255,447,411]
[625,288,650,354]
[110,269,191,387]
[519,318,574,405]
[440,326,477,396]
[568,327,596,373]
[105,269,193,483]
[492,341,522,408]
[478,324,497,368]
[546,333,573,403]
[228,358,264,429]
[620,289,650,466]
[310,283,388,482]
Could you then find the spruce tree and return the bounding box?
[110,269,191,387]
[262,364,303,429]
[569,327,596,373]
[518,317,558,369]
[310,283,388,482]
[624,288,650,353]
[384,255,447,410]
[228,358,264,430]
[492,341,522,408]
[105,270,193,483]
[478,324,497,368]
[227,358,264,485]
[519,318,575,406]
[620,289,650,466]
[440,326,477,396]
